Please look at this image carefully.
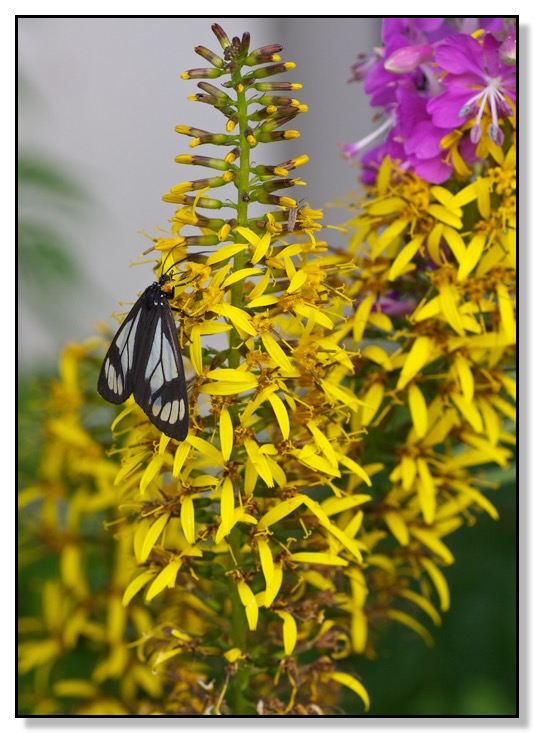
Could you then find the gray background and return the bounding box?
[18,17,380,367]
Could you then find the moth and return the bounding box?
[97,273,189,441]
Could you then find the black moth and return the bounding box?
[97,274,188,441]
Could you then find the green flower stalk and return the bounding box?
[18,22,515,716]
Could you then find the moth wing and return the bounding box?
[97,295,146,404]
[133,300,189,441]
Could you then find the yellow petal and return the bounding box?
[362,345,393,370]
[181,495,195,544]
[325,523,363,563]
[290,551,348,567]
[261,332,293,373]
[411,527,454,564]
[454,354,474,403]
[250,232,272,264]
[321,381,365,414]
[412,295,441,322]
[388,236,423,281]
[371,218,409,259]
[224,647,246,663]
[220,476,235,534]
[384,511,410,546]
[376,155,391,196]
[399,588,441,626]
[187,435,224,465]
[306,420,338,468]
[286,269,307,294]
[478,397,501,445]
[264,564,283,608]
[476,176,491,218]
[121,570,156,606]
[439,283,465,336]
[146,559,182,601]
[420,557,450,612]
[294,302,334,330]
[320,495,372,516]
[221,267,263,288]
[442,225,466,263]
[206,243,249,265]
[408,383,428,439]
[219,406,234,461]
[257,538,275,589]
[139,454,164,495]
[258,495,304,529]
[329,671,370,712]
[247,269,271,300]
[53,680,98,698]
[213,302,257,336]
[199,381,257,396]
[296,447,341,477]
[428,203,462,229]
[367,196,406,216]
[173,440,192,477]
[450,392,483,432]
[244,439,274,487]
[450,181,479,208]
[276,611,297,656]
[268,393,290,440]
[237,580,258,630]
[415,458,436,524]
[497,282,516,340]
[139,514,169,563]
[385,609,435,647]
[427,222,444,264]
[336,453,372,486]
[457,233,485,281]
[452,482,499,520]
[396,336,432,390]
[247,294,279,308]
[400,455,417,491]
[353,295,375,343]
[234,226,260,247]
[367,311,393,332]
[361,382,385,427]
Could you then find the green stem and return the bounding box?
[229,70,253,369]
[226,531,255,714]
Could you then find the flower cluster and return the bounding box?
[344,18,516,184]
[18,20,516,716]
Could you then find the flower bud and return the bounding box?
[256,95,301,108]
[162,192,224,209]
[255,128,300,144]
[499,28,516,66]
[195,45,225,68]
[181,67,225,80]
[247,62,296,80]
[197,82,233,105]
[211,23,231,50]
[252,82,302,92]
[174,154,233,172]
[384,44,433,74]
[245,44,284,66]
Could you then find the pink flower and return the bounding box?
[427,33,516,145]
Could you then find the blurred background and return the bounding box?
[18,17,379,367]
[17,17,516,715]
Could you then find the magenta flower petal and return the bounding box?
[404,121,445,160]
[434,33,486,75]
